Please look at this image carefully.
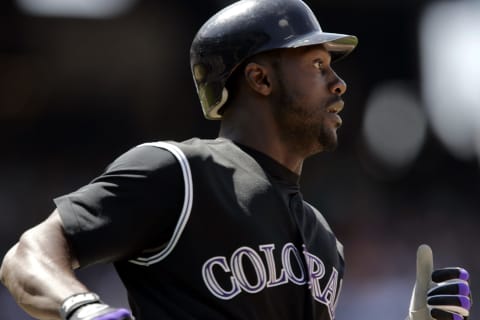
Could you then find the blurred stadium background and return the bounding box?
[0,0,478,319]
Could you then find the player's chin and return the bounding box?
[322,139,338,152]
[317,127,339,152]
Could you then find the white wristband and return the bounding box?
[60,292,101,320]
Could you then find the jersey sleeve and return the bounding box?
[54,144,184,268]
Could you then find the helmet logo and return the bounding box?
[278,18,289,27]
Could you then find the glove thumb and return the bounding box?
[409,244,434,320]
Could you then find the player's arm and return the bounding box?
[0,210,87,319]
[0,210,133,320]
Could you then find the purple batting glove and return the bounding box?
[428,267,471,320]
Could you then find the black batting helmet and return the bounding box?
[190,0,358,120]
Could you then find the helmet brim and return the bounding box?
[287,32,358,62]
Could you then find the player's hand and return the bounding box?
[408,244,471,320]
[67,303,134,320]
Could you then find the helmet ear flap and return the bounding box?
[190,0,358,120]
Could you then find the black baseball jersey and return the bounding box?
[55,138,345,320]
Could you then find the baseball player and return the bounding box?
[0,0,472,320]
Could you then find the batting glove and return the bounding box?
[409,244,471,320]
[60,292,134,320]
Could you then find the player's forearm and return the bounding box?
[0,214,88,319]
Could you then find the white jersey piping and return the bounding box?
[128,142,193,266]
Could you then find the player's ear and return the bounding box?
[244,62,272,96]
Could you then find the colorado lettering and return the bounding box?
[201,242,340,318]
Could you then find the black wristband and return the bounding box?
[60,292,101,320]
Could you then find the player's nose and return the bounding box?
[329,71,347,96]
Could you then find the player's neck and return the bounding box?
[219,109,305,175]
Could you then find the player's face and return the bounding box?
[270,45,347,155]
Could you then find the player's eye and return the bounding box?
[313,59,326,73]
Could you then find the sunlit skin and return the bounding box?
[219,44,347,174]
[270,46,347,155]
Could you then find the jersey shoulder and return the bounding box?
[168,138,268,178]
[107,141,180,174]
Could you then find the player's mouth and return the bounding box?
[326,100,344,128]
[326,100,344,114]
